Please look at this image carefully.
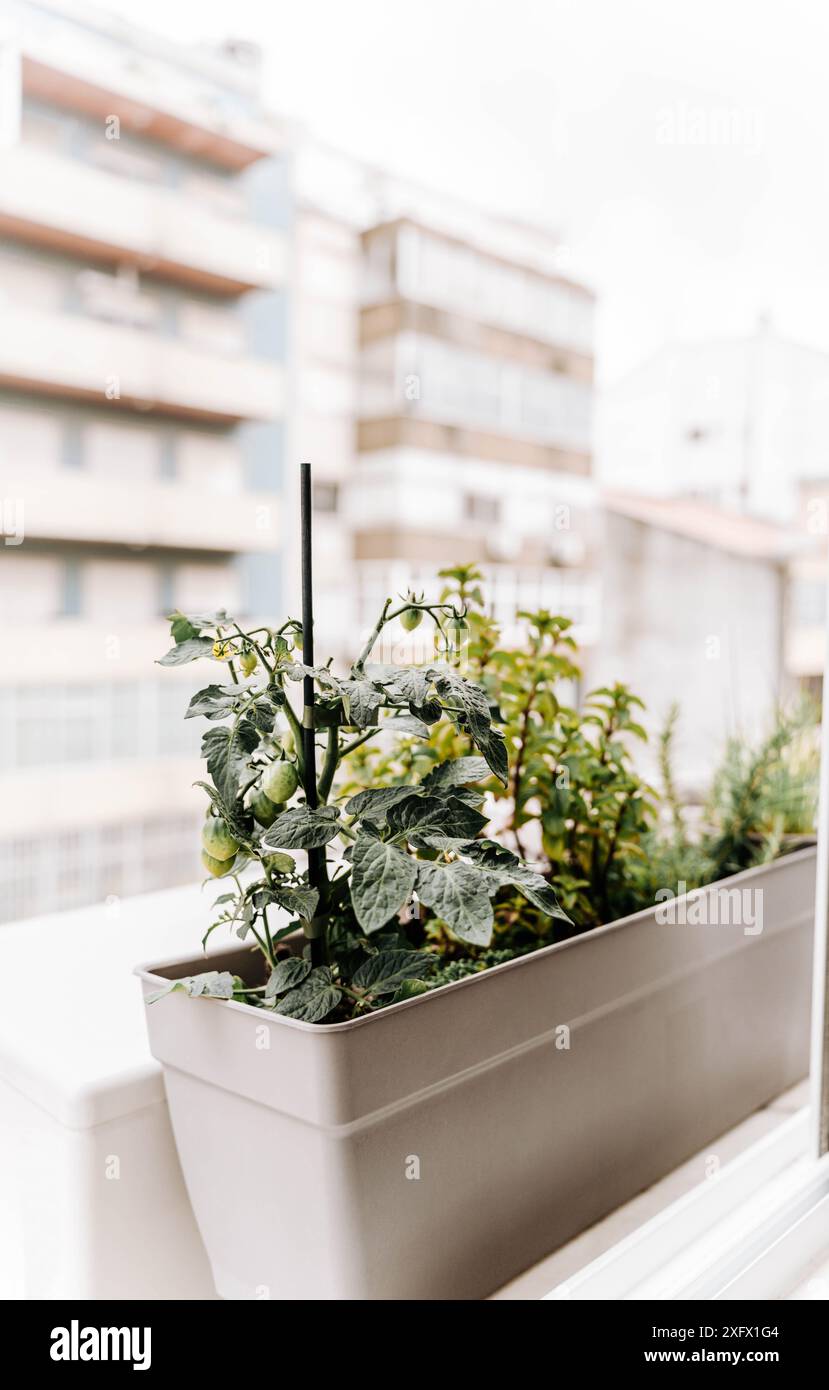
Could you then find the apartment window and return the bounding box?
[159,433,177,480]
[157,562,177,617]
[409,336,592,450]
[313,480,340,513]
[75,267,160,330]
[177,431,243,493]
[178,301,245,357]
[0,813,202,924]
[0,253,64,312]
[91,142,166,185]
[62,421,84,469]
[83,422,160,481]
[59,559,83,617]
[464,494,500,524]
[792,579,827,627]
[20,107,66,153]
[0,680,199,773]
[181,171,247,219]
[0,403,62,470]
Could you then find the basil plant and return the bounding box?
[150,597,570,1023]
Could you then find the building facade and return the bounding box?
[598,323,829,693]
[594,495,793,791]
[0,0,289,920]
[291,142,599,660]
[0,4,599,923]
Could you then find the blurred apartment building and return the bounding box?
[0,2,598,922]
[599,322,829,695]
[0,0,288,920]
[291,141,598,660]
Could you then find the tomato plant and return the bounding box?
[151,594,570,1021]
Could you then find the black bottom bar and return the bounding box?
[7,1297,825,1372]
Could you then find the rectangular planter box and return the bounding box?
[137,846,816,1301]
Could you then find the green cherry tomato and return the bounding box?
[446,616,469,645]
[248,788,278,827]
[201,848,235,879]
[265,851,296,875]
[240,650,258,677]
[262,760,299,804]
[400,607,423,632]
[202,817,240,861]
[394,979,432,1001]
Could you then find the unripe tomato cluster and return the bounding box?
[201,814,240,878]
[200,721,300,879]
[261,759,298,804]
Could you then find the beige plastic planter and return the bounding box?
[137,846,815,1301]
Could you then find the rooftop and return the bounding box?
[603,490,806,560]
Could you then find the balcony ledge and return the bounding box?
[0,146,287,295]
[0,306,284,422]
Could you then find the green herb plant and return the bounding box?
[408,566,658,933]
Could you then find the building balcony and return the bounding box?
[18,42,280,171]
[0,755,200,841]
[0,618,277,687]
[0,305,283,421]
[0,145,286,294]
[5,463,280,553]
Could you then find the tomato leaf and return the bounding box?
[421,756,491,791]
[349,832,418,933]
[201,722,260,804]
[185,684,238,720]
[158,637,217,666]
[459,838,573,923]
[415,861,494,946]
[352,949,435,996]
[339,679,384,728]
[146,970,236,1004]
[261,805,342,850]
[385,794,488,849]
[264,956,312,999]
[427,667,508,783]
[273,966,342,1023]
[371,664,432,708]
[346,784,424,821]
[270,885,319,921]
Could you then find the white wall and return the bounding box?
[589,510,784,791]
[598,332,829,525]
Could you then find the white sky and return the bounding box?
[107,0,829,383]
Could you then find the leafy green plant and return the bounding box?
[410,567,658,931]
[346,566,819,937]
[633,700,819,905]
[701,702,818,878]
[150,598,570,1022]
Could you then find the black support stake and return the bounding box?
[300,462,325,965]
